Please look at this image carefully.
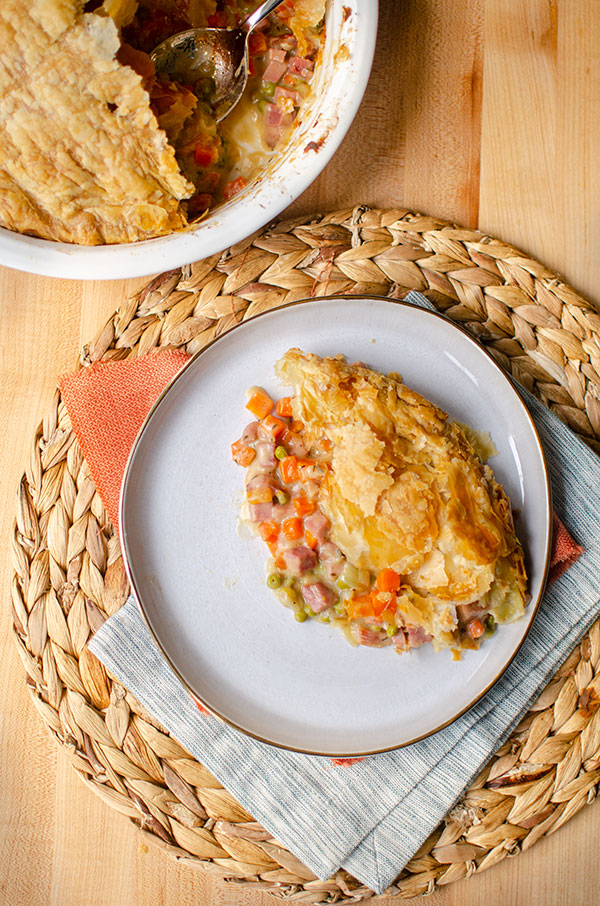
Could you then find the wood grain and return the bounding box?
[1,1,599,904]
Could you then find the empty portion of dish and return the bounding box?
[232,349,528,655]
[0,0,324,245]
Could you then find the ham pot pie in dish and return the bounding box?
[0,0,325,245]
[232,349,528,656]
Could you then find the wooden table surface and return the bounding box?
[1,2,599,904]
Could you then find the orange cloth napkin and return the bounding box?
[59,349,583,577]
[59,349,190,528]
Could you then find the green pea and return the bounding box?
[334,602,346,615]
[294,611,307,622]
[484,614,496,636]
[261,80,276,97]
[275,489,289,504]
[386,624,397,637]
[275,445,288,460]
[267,573,282,589]
[304,606,315,617]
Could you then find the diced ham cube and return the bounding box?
[264,105,293,148]
[271,502,295,522]
[304,510,329,542]
[249,503,274,522]
[406,625,433,648]
[457,601,487,623]
[287,55,314,77]
[265,103,284,126]
[262,61,288,82]
[391,628,409,650]
[355,627,389,647]
[301,582,336,613]
[283,546,317,575]
[255,441,276,468]
[245,472,275,494]
[318,542,344,580]
[274,86,302,106]
[241,421,260,443]
[262,50,288,83]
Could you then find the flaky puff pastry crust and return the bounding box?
[0,0,201,245]
[276,349,528,645]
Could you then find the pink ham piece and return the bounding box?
[287,56,314,77]
[406,625,433,648]
[249,503,274,522]
[304,510,329,542]
[262,47,288,83]
[271,501,295,521]
[241,421,260,443]
[457,601,487,623]
[355,627,389,647]
[301,582,336,613]
[264,104,293,147]
[283,545,317,575]
[274,86,302,106]
[318,541,344,580]
[255,441,276,468]
[245,472,275,493]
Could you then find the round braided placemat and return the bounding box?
[11,207,600,903]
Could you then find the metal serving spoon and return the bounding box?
[150,0,284,122]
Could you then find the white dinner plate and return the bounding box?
[120,296,552,756]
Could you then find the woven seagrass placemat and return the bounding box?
[11,207,600,903]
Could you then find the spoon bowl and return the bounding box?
[150,0,283,122]
[150,28,248,122]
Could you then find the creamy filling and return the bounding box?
[232,389,498,652]
[119,0,323,218]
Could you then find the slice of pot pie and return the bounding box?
[231,349,528,655]
[0,0,325,245]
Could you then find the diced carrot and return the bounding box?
[194,143,218,167]
[248,31,268,55]
[275,555,287,571]
[258,521,280,543]
[293,495,315,517]
[246,388,273,419]
[247,485,274,504]
[223,176,247,200]
[282,517,303,540]
[291,420,304,432]
[376,568,401,593]
[319,437,332,451]
[207,10,228,27]
[231,439,256,467]
[304,529,318,550]
[348,593,374,619]
[275,397,294,418]
[261,414,286,438]
[467,618,485,639]
[370,589,394,618]
[279,455,299,483]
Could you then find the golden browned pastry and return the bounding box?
[0,1,197,244]
[0,0,324,245]
[274,348,527,651]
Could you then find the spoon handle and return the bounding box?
[242,0,286,32]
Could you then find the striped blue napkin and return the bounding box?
[89,292,600,894]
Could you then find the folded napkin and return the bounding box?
[60,292,600,893]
